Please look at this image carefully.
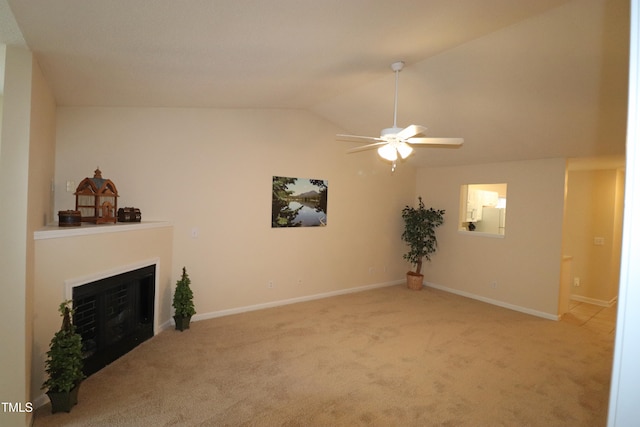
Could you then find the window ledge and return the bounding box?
[457,230,505,239]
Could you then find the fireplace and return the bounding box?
[72,264,156,377]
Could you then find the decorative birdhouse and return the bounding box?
[74,168,118,224]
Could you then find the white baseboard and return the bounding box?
[158,319,173,331]
[190,279,405,323]
[188,278,560,323]
[425,282,559,321]
[570,294,618,307]
[32,393,48,412]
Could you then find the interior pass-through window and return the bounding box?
[459,183,507,236]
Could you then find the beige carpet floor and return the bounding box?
[33,285,614,426]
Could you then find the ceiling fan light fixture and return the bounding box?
[397,142,413,159]
[377,144,397,161]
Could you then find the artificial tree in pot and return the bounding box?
[41,300,85,413]
[401,197,445,290]
[172,266,196,331]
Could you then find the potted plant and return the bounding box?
[401,197,445,290]
[41,300,85,413]
[172,266,196,331]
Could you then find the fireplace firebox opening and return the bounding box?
[72,264,156,377]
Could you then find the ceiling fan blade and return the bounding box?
[336,134,383,143]
[396,124,427,140]
[408,137,464,147]
[346,142,388,153]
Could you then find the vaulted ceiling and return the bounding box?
[0,0,630,167]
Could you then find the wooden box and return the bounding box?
[117,207,141,223]
[58,210,81,227]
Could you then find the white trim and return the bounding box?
[425,281,558,321]
[159,319,174,331]
[190,280,404,323]
[34,220,171,240]
[64,258,161,336]
[570,294,618,308]
[189,278,558,325]
[33,394,49,411]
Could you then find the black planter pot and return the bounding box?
[47,383,80,413]
[174,315,192,331]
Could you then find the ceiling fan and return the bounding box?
[337,61,463,171]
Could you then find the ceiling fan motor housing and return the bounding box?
[380,127,403,139]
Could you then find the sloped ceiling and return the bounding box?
[0,0,630,167]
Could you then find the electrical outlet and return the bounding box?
[573,277,581,287]
[368,267,375,275]
[490,280,498,289]
[268,280,275,289]
[297,279,302,286]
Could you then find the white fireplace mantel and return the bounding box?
[34,220,172,240]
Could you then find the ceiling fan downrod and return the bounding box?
[391,61,404,130]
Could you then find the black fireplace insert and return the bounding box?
[73,264,155,377]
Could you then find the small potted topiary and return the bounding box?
[41,300,85,413]
[401,197,445,290]
[172,267,196,331]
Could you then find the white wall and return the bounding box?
[416,158,567,318]
[0,46,56,427]
[53,107,417,317]
[0,46,33,427]
[25,56,57,418]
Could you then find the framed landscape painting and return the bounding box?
[272,176,328,227]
